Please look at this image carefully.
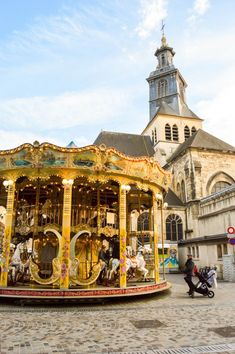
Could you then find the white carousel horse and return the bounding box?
[8,239,33,283]
[106,256,135,281]
[107,258,119,280]
[136,248,149,280]
[126,245,149,280]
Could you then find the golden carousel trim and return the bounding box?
[0,141,171,299]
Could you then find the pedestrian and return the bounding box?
[183,254,195,298]
[97,244,109,285]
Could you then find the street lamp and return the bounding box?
[156,193,168,279]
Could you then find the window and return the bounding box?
[217,244,222,259]
[191,126,196,135]
[161,54,166,66]
[172,124,179,141]
[165,124,171,141]
[137,212,149,231]
[184,126,190,140]
[154,127,157,143]
[223,243,228,255]
[207,171,234,195]
[192,246,195,258]
[152,130,154,143]
[158,79,168,97]
[211,181,230,194]
[196,246,199,258]
[166,214,183,241]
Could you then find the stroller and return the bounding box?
[191,267,215,298]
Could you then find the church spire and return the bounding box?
[147,33,188,120]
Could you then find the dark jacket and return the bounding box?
[184,258,194,276]
[98,249,108,263]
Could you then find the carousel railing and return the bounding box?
[71,205,118,228]
[39,204,63,226]
[15,203,63,232]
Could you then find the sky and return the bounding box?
[0,0,235,149]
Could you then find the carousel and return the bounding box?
[0,141,171,299]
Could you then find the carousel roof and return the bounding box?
[0,141,171,192]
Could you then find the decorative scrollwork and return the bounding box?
[29,257,60,285]
[69,258,101,286]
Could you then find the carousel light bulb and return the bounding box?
[156,193,163,201]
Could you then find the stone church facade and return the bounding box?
[95,35,235,278]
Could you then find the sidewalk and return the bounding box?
[0,274,234,354]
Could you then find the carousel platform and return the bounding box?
[0,280,171,300]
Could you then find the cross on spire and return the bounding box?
[161,20,165,36]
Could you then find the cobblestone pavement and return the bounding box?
[0,274,235,354]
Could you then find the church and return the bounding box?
[94,34,235,278]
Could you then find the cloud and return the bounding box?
[188,0,211,24]
[195,64,235,147]
[193,0,210,15]
[0,88,132,132]
[136,0,168,39]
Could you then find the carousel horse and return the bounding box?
[106,247,136,281]
[126,245,149,280]
[8,239,32,284]
[107,258,119,280]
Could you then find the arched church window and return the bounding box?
[172,124,179,141]
[184,125,190,140]
[137,212,149,231]
[154,127,157,143]
[166,214,183,241]
[165,124,171,141]
[158,79,168,97]
[211,181,230,194]
[191,126,196,135]
[152,130,154,143]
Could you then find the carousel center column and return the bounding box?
[0,180,15,287]
[60,178,74,289]
[119,184,130,288]
[153,193,160,283]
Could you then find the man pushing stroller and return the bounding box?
[183,254,195,297]
[183,255,216,298]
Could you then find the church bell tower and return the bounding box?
[147,34,188,120]
[142,33,203,166]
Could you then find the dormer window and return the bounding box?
[158,79,168,98]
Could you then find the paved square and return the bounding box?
[0,274,235,354]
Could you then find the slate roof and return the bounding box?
[94,131,155,157]
[164,188,185,207]
[156,101,199,119]
[167,129,235,164]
